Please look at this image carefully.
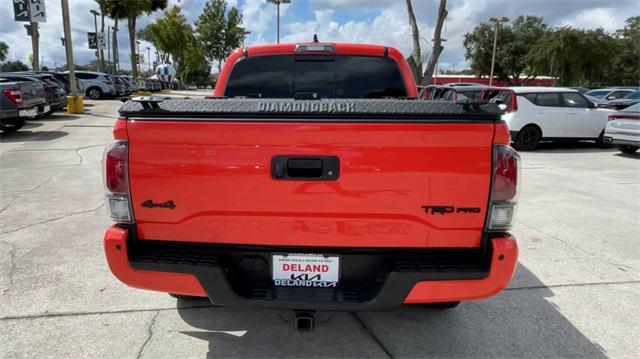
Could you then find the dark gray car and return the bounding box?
[0,73,66,113]
[0,78,47,133]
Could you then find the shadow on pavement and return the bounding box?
[38,113,84,122]
[175,264,606,358]
[531,141,617,154]
[0,130,68,142]
[614,151,640,159]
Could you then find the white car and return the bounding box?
[498,87,612,150]
[604,103,640,154]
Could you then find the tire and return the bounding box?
[618,145,639,154]
[513,125,542,151]
[169,293,207,301]
[86,87,103,100]
[1,119,25,133]
[421,301,461,309]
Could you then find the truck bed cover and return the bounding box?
[118,97,501,122]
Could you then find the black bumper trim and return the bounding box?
[130,240,492,310]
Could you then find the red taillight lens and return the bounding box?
[487,145,521,231]
[104,141,129,194]
[492,145,520,202]
[608,115,617,121]
[507,93,518,113]
[3,88,23,104]
[103,141,132,223]
[104,81,113,85]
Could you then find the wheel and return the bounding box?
[421,301,461,309]
[86,87,103,100]
[513,125,542,151]
[169,293,207,301]
[1,120,25,133]
[618,145,639,154]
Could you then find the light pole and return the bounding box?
[488,16,509,86]
[146,47,151,73]
[90,9,102,72]
[107,26,111,74]
[136,40,141,75]
[267,0,290,44]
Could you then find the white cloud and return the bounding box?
[1,0,638,72]
[308,0,395,10]
[559,7,624,32]
[282,5,410,53]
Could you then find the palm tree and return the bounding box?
[101,0,167,77]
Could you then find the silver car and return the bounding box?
[604,103,640,154]
[72,71,117,100]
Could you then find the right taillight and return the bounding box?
[3,88,23,104]
[487,145,521,231]
[507,92,518,113]
[103,140,132,223]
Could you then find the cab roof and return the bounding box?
[510,86,578,93]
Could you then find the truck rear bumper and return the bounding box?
[104,226,517,310]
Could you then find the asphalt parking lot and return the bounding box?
[1,98,638,358]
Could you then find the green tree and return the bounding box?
[0,61,29,72]
[195,0,243,72]
[610,16,640,85]
[527,27,615,86]
[0,41,8,62]
[143,6,192,65]
[140,5,208,84]
[464,15,548,85]
[102,0,167,77]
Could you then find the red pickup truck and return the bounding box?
[103,43,519,328]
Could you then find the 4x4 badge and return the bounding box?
[141,200,176,209]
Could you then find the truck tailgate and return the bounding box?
[126,120,495,248]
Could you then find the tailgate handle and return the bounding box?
[271,156,339,181]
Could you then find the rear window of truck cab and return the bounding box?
[224,55,407,99]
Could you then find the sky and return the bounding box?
[0,0,638,73]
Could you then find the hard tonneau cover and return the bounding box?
[119,97,501,122]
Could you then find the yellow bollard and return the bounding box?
[66,95,84,114]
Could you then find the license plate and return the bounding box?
[272,253,339,287]
[18,107,38,118]
[43,105,51,113]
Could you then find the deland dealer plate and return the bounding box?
[272,253,339,287]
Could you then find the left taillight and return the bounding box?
[3,88,23,104]
[103,140,132,223]
[487,145,521,231]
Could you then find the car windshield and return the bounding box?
[225,54,407,98]
[624,91,640,99]
[584,90,609,98]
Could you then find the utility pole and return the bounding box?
[489,16,509,86]
[90,9,101,72]
[61,0,75,96]
[267,0,290,44]
[238,27,251,47]
[25,22,40,71]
